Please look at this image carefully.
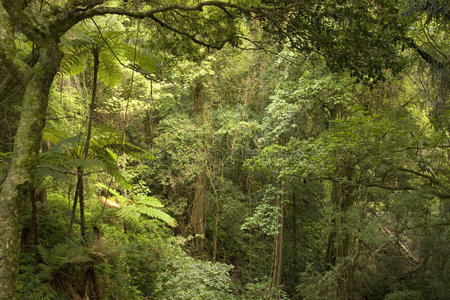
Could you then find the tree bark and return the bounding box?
[0,44,63,299]
[190,78,207,251]
[0,1,255,297]
[325,165,354,300]
[191,170,206,250]
[80,49,100,241]
[69,175,81,236]
[271,194,284,299]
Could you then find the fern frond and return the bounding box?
[96,183,128,203]
[95,183,176,226]
[133,194,164,208]
[43,125,73,145]
[38,241,92,269]
[59,48,90,76]
[117,206,140,222]
[121,42,156,73]
[51,135,82,154]
[37,235,114,281]
[65,158,105,170]
[136,206,177,227]
[98,50,122,87]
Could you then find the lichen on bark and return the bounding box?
[0,43,62,299]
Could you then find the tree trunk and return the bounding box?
[68,50,99,241]
[325,165,354,300]
[80,50,99,241]
[271,194,284,299]
[190,78,207,251]
[78,173,87,240]
[30,187,46,245]
[69,175,81,236]
[0,44,63,299]
[191,170,206,250]
[192,79,205,115]
[288,192,298,296]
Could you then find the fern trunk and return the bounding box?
[0,44,63,299]
[78,172,86,240]
[80,50,99,240]
[69,174,82,236]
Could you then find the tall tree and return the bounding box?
[0,1,246,297]
[1,0,447,297]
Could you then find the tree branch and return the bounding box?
[1,0,47,45]
[51,1,273,39]
[405,37,448,70]
[0,5,31,82]
[396,166,440,185]
[149,15,230,50]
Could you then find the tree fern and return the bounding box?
[59,25,94,76]
[96,183,176,227]
[38,241,93,280]
[39,124,152,192]
[37,234,116,281]
[121,42,157,73]
[59,19,156,86]
[97,45,123,87]
[59,21,123,86]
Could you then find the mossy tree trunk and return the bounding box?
[0,43,63,299]
[324,103,356,299]
[325,165,354,300]
[0,1,250,297]
[190,79,207,251]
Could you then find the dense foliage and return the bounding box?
[0,0,448,299]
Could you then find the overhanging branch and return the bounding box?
[51,1,275,39]
[405,37,448,70]
[149,15,231,50]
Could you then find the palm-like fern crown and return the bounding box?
[38,125,146,188]
[59,16,156,87]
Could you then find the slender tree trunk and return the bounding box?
[83,50,99,161]
[0,44,63,299]
[191,170,206,250]
[69,175,81,235]
[271,194,284,299]
[289,192,298,296]
[30,187,45,245]
[70,50,99,241]
[210,177,220,263]
[79,50,99,241]
[192,79,204,115]
[212,210,219,262]
[78,173,86,240]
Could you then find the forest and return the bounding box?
[0,0,448,299]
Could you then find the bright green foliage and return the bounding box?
[154,238,236,300]
[60,17,156,87]
[241,200,280,237]
[38,125,136,187]
[2,1,449,299]
[96,183,176,227]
